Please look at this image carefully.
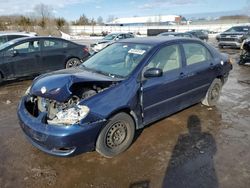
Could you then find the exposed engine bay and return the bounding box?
[25,82,115,125]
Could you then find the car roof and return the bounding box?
[0,32,36,36]
[5,36,67,43]
[118,36,201,46]
[108,32,133,35]
[159,32,179,35]
[0,36,76,51]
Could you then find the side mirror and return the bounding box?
[144,68,163,78]
[7,50,18,57]
[13,50,18,56]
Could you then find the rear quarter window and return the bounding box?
[43,39,68,50]
[183,43,212,66]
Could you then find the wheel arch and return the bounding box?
[64,56,81,67]
[106,108,139,130]
[216,75,225,84]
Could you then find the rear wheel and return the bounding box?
[202,79,222,106]
[238,59,245,65]
[65,58,81,68]
[96,112,135,158]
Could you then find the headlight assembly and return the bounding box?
[48,105,90,125]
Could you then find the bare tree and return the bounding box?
[97,16,103,25]
[72,14,89,25]
[17,16,32,30]
[106,15,115,23]
[34,3,53,28]
[55,17,66,29]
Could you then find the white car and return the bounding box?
[91,33,134,52]
[0,31,37,46]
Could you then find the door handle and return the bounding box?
[179,72,185,78]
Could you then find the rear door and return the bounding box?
[142,44,187,124]
[40,38,69,72]
[180,42,216,106]
[5,39,41,77]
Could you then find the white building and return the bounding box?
[107,15,187,26]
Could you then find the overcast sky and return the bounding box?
[0,0,249,21]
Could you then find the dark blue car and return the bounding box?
[18,37,232,157]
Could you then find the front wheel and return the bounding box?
[65,58,81,68]
[96,112,135,158]
[202,79,222,106]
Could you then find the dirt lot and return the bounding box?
[0,39,250,188]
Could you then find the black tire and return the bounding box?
[238,60,245,65]
[65,58,81,68]
[96,112,135,158]
[218,45,223,49]
[202,79,222,106]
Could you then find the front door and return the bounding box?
[142,44,187,125]
[5,40,41,77]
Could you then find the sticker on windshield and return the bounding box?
[128,49,146,55]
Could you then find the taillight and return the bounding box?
[83,47,89,53]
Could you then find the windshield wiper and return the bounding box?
[90,69,124,79]
[80,65,124,79]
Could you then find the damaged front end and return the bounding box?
[25,81,116,126]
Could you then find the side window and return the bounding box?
[43,39,65,50]
[0,36,8,45]
[9,40,40,53]
[183,43,212,65]
[125,34,133,38]
[146,45,181,73]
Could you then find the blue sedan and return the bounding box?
[18,37,232,157]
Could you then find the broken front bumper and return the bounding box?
[17,96,106,157]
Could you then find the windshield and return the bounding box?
[82,43,152,78]
[0,40,15,50]
[225,26,249,33]
[103,34,118,40]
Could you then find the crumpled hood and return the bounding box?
[30,67,120,102]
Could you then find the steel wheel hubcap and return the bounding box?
[106,122,127,148]
[211,84,220,100]
[67,59,79,68]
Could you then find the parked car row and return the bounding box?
[156,30,209,41]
